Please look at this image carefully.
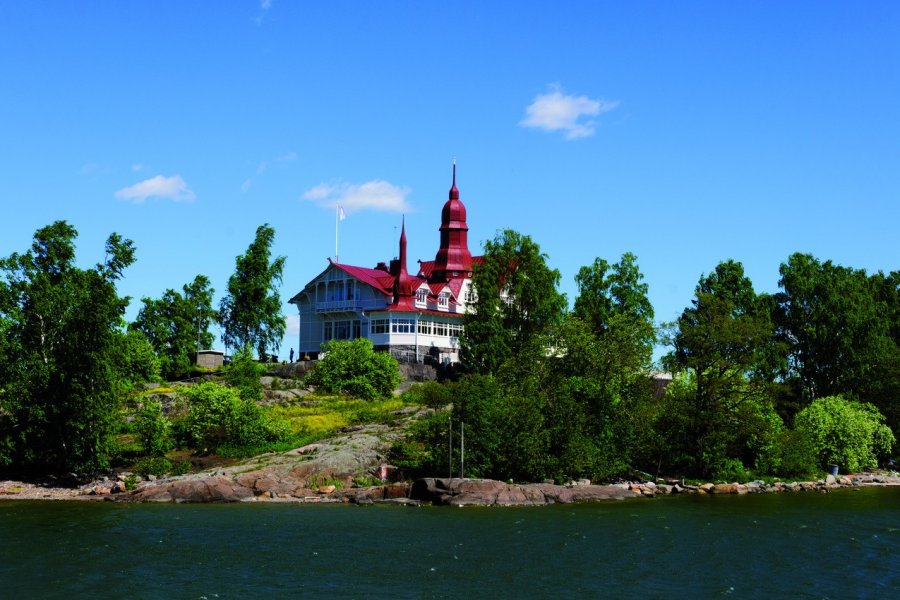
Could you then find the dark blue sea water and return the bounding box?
[1,487,897,599]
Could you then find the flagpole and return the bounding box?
[335,205,339,263]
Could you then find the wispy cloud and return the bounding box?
[255,0,273,25]
[303,180,411,214]
[519,84,619,140]
[240,179,253,193]
[115,175,196,203]
[131,164,145,172]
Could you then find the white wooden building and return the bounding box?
[289,166,480,363]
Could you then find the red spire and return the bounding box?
[433,161,472,280]
[398,216,408,276]
[392,216,416,306]
[449,160,459,200]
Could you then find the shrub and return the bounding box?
[760,428,818,477]
[308,339,400,400]
[794,395,895,473]
[401,381,453,409]
[134,398,172,457]
[112,330,161,385]
[222,345,266,401]
[179,382,289,454]
[134,456,173,478]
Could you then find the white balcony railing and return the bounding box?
[314,299,386,313]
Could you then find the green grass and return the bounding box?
[271,395,407,439]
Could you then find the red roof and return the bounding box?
[331,261,396,296]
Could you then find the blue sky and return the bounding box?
[1,1,897,361]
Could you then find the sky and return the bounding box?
[1,1,898,362]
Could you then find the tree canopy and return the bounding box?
[218,224,286,360]
[776,253,899,432]
[0,221,135,473]
[130,275,216,379]
[461,229,566,375]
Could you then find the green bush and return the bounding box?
[401,381,453,409]
[134,398,172,457]
[112,330,161,385]
[308,339,400,400]
[760,428,819,478]
[179,381,289,454]
[222,345,266,401]
[794,395,895,473]
[134,456,173,478]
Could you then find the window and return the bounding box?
[415,289,427,305]
[392,318,414,333]
[418,320,432,335]
[438,293,449,308]
[433,322,448,337]
[449,323,463,338]
[323,321,333,341]
[371,319,389,334]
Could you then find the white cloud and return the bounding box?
[114,175,196,203]
[277,151,298,162]
[131,164,144,172]
[302,180,411,214]
[519,84,619,140]
[240,179,253,193]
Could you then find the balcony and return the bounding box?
[314,299,386,313]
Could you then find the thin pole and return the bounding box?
[460,421,465,479]
[448,416,453,479]
[335,205,339,262]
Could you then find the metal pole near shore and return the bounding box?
[449,416,453,478]
[460,421,465,479]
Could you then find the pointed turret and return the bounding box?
[392,216,416,306]
[433,162,473,280]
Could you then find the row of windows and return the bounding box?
[369,317,462,338]
[324,319,361,341]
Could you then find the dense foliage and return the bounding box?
[794,395,894,473]
[461,229,567,375]
[177,382,289,455]
[396,241,897,483]
[130,275,216,379]
[218,224,286,360]
[0,221,135,473]
[308,338,400,400]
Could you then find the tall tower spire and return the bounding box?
[432,161,472,280]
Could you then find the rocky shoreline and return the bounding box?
[2,471,898,506]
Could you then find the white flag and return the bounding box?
[339,205,346,221]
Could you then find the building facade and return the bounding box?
[289,166,481,363]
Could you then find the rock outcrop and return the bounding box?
[409,478,641,506]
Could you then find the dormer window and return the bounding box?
[416,289,427,305]
[438,292,450,308]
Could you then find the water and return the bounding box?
[1,487,898,599]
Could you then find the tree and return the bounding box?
[573,252,654,339]
[0,221,135,473]
[307,338,400,400]
[130,275,216,379]
[461,229,566,375]
[664,260,782,477]
[776,254,899,432]
[218,224,286,360]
